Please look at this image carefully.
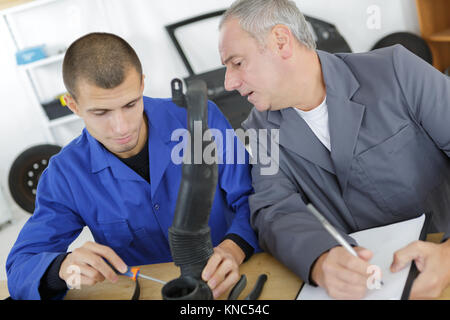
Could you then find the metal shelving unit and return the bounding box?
[0,0,111,215]
[1,0,110,144]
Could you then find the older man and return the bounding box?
[219,0,450,299]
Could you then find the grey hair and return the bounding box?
[219,0,316,50]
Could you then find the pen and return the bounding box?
[306,203,384,286]
[306,204,358,256]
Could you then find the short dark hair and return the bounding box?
[62,32,142,100]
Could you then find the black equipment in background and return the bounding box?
[8,144,61,213]
[306,15,352,54]
[371,32,433,65]
[165,9,352,131]
[42,99,73,120]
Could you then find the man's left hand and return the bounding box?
[390,239,450,299]
[202,239,245,299]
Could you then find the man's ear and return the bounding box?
[140,74,145,93]
[64,94,80,116]
[270,24,293,59]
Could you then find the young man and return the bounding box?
[7,32,259,300]
[219,0,450,299]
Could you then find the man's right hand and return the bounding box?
[59,241,128,287]
[311,246,373,299]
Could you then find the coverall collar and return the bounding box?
[86,98,185,190]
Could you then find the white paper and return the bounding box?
[297,214,425,300]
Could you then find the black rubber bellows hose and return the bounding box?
[162,79,217,300]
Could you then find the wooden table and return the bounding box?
[64,253,302,300]
[0,253,298,300]
[0,279,8,300]
[1,233,449,300]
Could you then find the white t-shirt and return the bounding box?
[293,96,331,151]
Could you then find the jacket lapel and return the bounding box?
[146,98,185,198]
[317,50,366,194]
[106,152,147,182]
[327,93,365,193]
[277,108,336,175]
[148,121,172,198]
[87,128,144,182]
[87,98,181,198]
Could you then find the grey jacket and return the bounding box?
[242,45,450,284]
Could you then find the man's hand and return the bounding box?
[390,239,450,299]
[59,241,128,288]
[311,246,373,299]
[201,239,245,299]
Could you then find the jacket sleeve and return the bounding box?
[207,101,261,253]
[392,44,450,240]
[242,116,357,284]
[6,159,85,300]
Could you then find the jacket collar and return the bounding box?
[146,98,185,197]
[88,97,184,196]
[269,50,365,193]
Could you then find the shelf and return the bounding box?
[0,0,33,12]
[48,113,80,128]
[2,0,106,146]
[18,52,65,70]
[0,0,61,15]
[427,29,450,42]
[416,0,449,72]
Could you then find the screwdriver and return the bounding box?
[122,266,167,285]
[106,260,167,285]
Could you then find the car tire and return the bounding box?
[8,144,61,214]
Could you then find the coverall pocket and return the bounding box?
[356,124,435,217]
[99,220,134,250]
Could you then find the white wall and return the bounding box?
[0,0,420,221]
[296,0,420,53]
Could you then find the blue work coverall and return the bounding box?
[6,97,259,299]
